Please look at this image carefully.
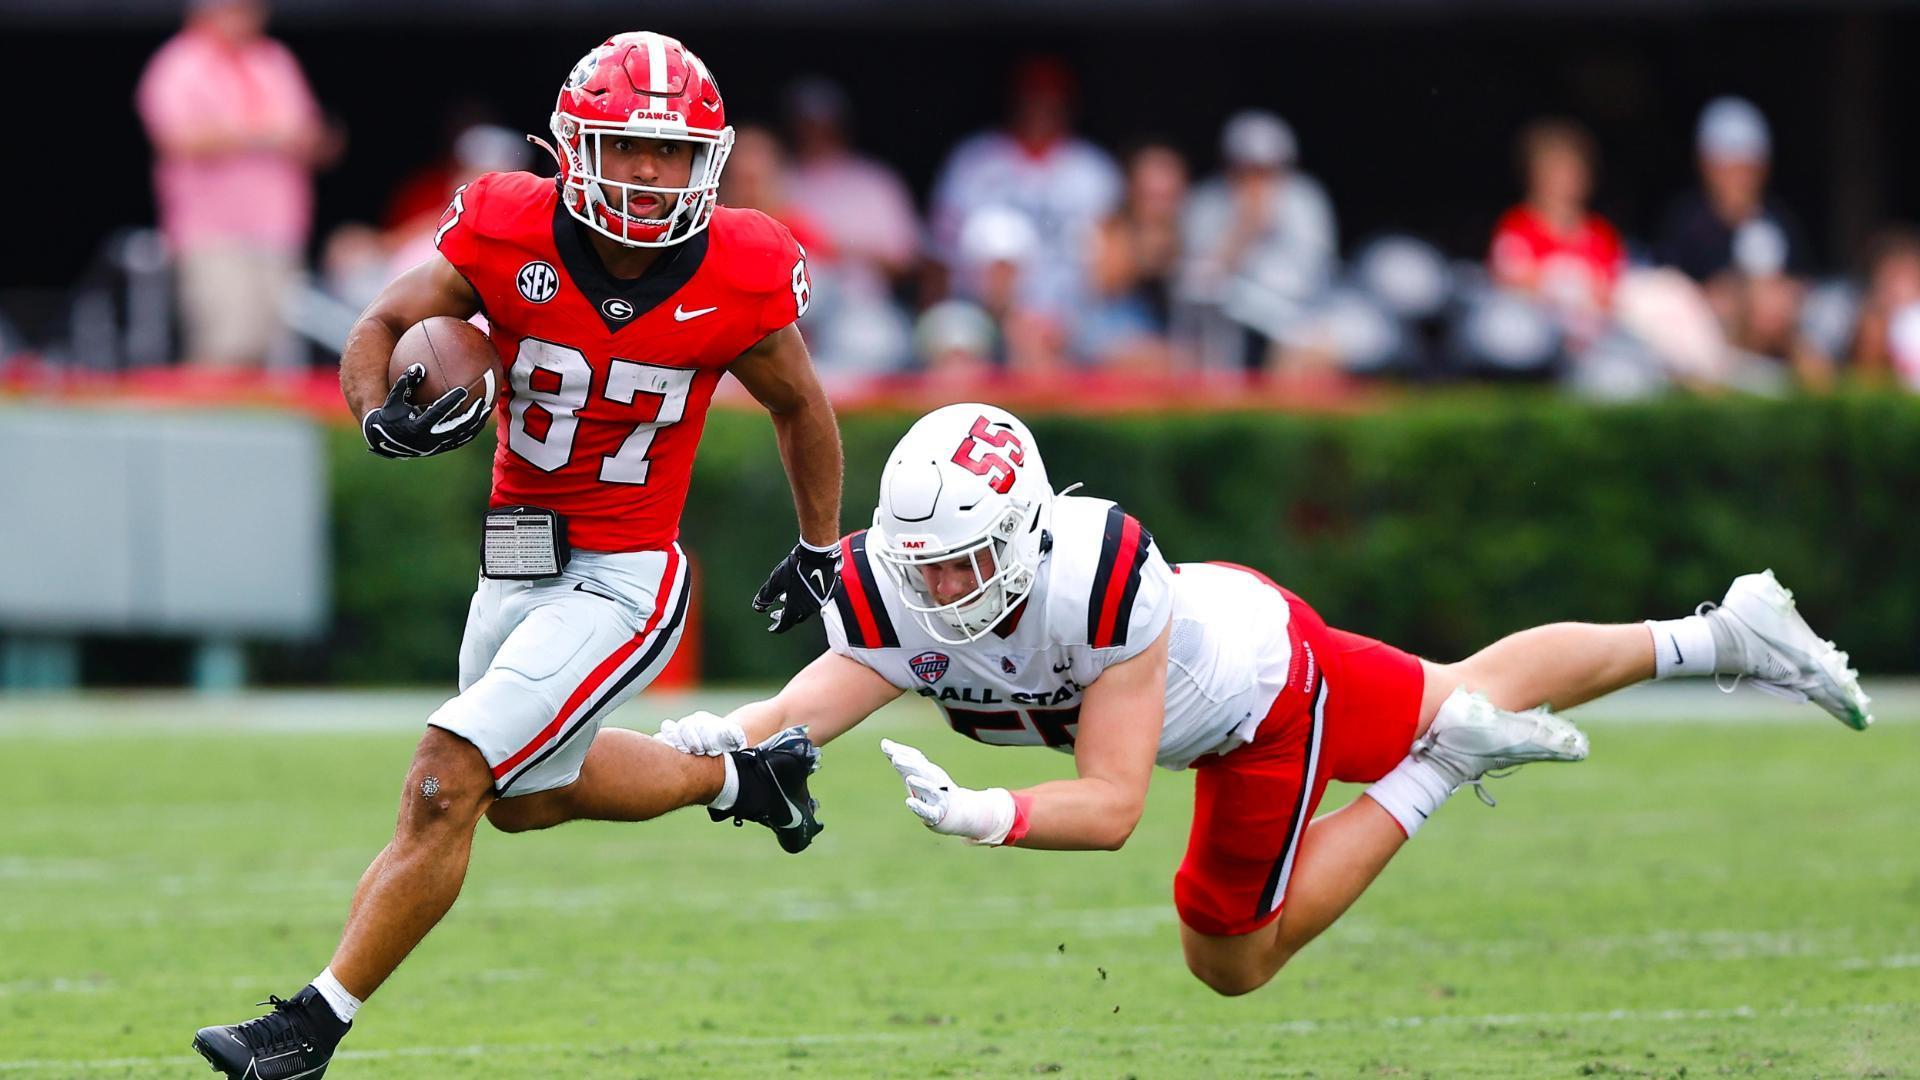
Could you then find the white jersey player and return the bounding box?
[661,402,1872,997]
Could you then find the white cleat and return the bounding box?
[1413,688,1590,804]
[1709,570,1873,730]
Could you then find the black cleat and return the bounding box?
[709,724,824,853]
[192,984,348,1079]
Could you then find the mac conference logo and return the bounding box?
[910,651,950,684]
[516,261,558,303]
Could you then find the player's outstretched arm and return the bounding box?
[730,325,846,632]
[1002,623,1168,851]
[339,253,482,422]
[659,650,902,755]
[882,625,1169,852]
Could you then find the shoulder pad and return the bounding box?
[706,206,803,295]
[1042,496,1165,650]
[827,530,902,650]
[437,171,555,249]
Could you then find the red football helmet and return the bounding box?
[547,32,733,248]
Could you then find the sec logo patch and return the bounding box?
[516,261,558,303]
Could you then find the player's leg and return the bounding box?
[1420,623,1654,717]
[480,551,823,849]
[190,727,493,1077]
[1177,608,1586,996]
[1180,794,1407,996]
[328,725,496,998]
[1416,570,1870,729]
[1175,619,1432,996]
[191,577,528,1077]
[485,727,722,831]
[488,722,827,853]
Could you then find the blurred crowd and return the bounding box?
[121,0,1920,398]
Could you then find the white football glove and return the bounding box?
[656,711,747,756]
[879,738,1015,846]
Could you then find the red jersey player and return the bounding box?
[195,32,840,1078]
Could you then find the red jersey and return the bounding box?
[435,171,809,552]
[1489,204,1624,312]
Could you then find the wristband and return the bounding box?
[1003,792,1035,847]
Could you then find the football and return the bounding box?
[388,316,501,412]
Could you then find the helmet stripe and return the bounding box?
[643,32,668,113]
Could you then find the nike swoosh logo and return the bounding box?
[1673,640,1684,665]
[429,370,494,434]
[779,791,806,828]
[573,582,622,604]
[673,304,719,322]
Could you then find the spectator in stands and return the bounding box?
[945,205,1067,374]
[1656,97,1832,387]
[1849,226,1920,388]
[784,77,921,292]
[1489,119,1623,348]
[317,124,531,324]
[136,0,335,368]
[723,125,912,376]
[720,126,833,258]
[929,57,1122,318]
[1081,142,1190,371]
[1178,110,1339,374]
[778,79,919,376]
[379,102,503,235]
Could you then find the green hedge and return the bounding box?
[285,393,1920,686]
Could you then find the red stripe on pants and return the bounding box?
[491,547,682,780]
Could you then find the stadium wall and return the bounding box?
[286,393,1919,686]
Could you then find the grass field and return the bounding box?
[2,684,1915,1078]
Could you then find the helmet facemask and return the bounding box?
[551,115,734,248]
[874,501,1043,645]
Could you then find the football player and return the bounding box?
[656,402,1873,999]
[194,32,841,1078]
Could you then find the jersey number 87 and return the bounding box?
[507,337,694,485]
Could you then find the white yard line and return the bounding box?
[0,1001,1908,1073]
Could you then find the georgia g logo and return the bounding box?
[516,261,559,303]
[951,416,1026,495]
[563,49,600,91]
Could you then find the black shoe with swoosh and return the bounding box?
[709,725,824,854]
[192,985,347,1079]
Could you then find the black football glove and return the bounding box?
[361,363,490,459]
[754,539,842,633]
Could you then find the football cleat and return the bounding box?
[1414,688,1590,805]
[1704,570,1873,730]
[709,725,824,853]
[192,985,347,1079]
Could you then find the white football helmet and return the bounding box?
[870,403,1053,644]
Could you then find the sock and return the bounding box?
[1363,755,1457,838]
[311,968,362,1025]
[707,753,739,812]
[1644,616,1721,679]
